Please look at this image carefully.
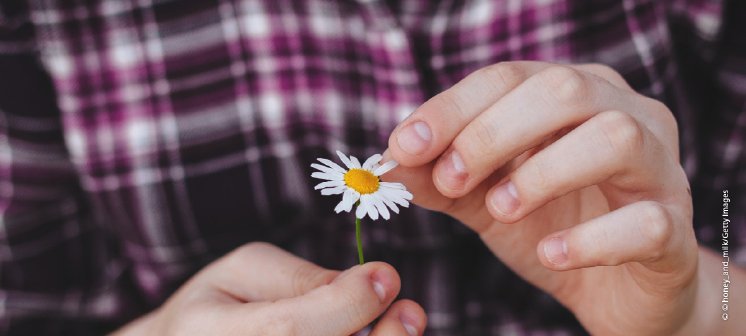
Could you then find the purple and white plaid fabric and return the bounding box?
[1,0,744,334]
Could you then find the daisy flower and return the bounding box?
[311,151,413,264]
[311,151,413,220]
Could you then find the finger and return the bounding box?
[388,63,630,171]
[380,150,451,212]
[574,63,679,151]
[369,299,427,336]
[433,65,650,197]
[485,110,683,223]
[573,63,634,91]
[536,201,693,272]
[200,242,338,302]
[380,150,497,232]
[260,262,401,336]
[389,61,550,166]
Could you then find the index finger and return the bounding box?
[388,61,550,167]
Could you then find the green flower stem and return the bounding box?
[355,215,364,265]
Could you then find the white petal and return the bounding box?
[373,161,398,176]
[355,200,368,219]
[379,182,407,190]
[372,194,390,220]
[321,185,346,195]
[381,188,410,208]
[314,180,344,190]
[311,171,344,181]
[382,186,413,201]
[316,158,347,174]
[349,155,362,169]
[336,151,355,169]
[378,190,400,214]
[391,198,410,208]
[311,163,336,175]
[367,202,379,220]
[358,194,378,220]
[334,189,359,213]
[362,154,382,170]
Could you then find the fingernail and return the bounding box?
[370,270,390,302]
[401,319,417,336]
[490,180,519,215]
[399,310,419,336]
[544,237,568,265]
[397,121,431,155]
[437,150,468,190]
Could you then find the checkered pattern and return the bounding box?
[0,0,743,334]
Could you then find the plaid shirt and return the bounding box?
[1,0,744,334]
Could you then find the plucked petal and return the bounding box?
[362,154,382,170]
[373,160,398,176]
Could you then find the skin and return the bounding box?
[112,242,427,336]
[114,61,746,335]
[384,61,746,335]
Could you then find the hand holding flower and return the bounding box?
[383,61,738,335]
[112,243,426,336]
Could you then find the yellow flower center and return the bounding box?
[343,169,380,194]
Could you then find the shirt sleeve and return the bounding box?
[0,2,145,334]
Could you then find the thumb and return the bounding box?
[380,150,451,212]
[263,262,401,336]
[381,150,499,232]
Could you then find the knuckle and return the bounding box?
[479,62,526,89]
[595,110,645,161]
[638,202,674,250]
[537,66,589,103]
[222,242,274,267]
[522,158,552,198]
[582,63,623,81]
[468,118,498,154]
[290,264,334,296]
[585,227,617,265]
[253,309,297,336]
[430,91,468,121]
[645,97,678,128]
[584,63,616,74]
[331,286,369,326]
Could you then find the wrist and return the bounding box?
[674,247,732,335]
